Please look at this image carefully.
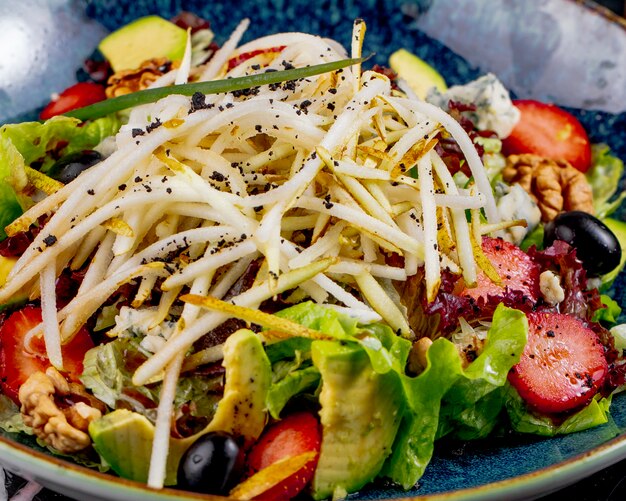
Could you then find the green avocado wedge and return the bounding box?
[311,340,405,500]
[389,48,447,99]
[88,329,271,485]
[600,217,626,290]
[98,16,188,72]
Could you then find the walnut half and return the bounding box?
[105,57,174,98]
[19,368,102,454]
[502,154,594,221]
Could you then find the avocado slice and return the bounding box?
[202,328,272,445]
[601,217,626,289]
[311,341,405,500]
[98,16,188,72]
[389,48,447,99]
[0,256,28,312]
[89,329,271,485]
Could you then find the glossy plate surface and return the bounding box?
[1,0,626,499]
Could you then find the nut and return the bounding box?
[105,58,174,98]
[19,368,102,454]
[502,154,594,221]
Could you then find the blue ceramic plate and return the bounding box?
[1,0,626,499]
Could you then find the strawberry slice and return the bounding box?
[39,82,106,120]
[508,311,608,414]
[502,99,592,172]
[246,411,321,500]
[456,236,540,304]
[0,305,94,404]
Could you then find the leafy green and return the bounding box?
[1,115,121,173]
[275,301,410,373]
[0,115,120,239]
[587,144,626,219]
[265,337,314,363]
[274,301,357,338]
[267,366,320,419]
[0,394,32,435]
[520,224,544,252]
[592,294,622,325]
[383,304,528,488]
[81,337,222,424]
[271,303,529,490]
[382,338,464,488]
[437,306,528,441]
[64,57,366,120]
[505,386,612,436]
[0,183,24,240]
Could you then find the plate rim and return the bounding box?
[2,399,626,501]
[2,1,626,500]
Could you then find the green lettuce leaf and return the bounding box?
[383,304,528,487]
[267,366,320,419]
[382,338,464,488]
[505,386,613,436]
[0,115,121,240]
[0,394,32,435]
[592,294,622,325]
[81,337,222,425]
[520,224,544,252]
[0,183,24,240]
[437,305,527,440]
[587,144,626,219]
[274,301,357,338]
[0,115,121,173]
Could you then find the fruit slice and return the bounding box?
[456,236,540,303]
[246,412,321,500]
[502,99,592,172]
[40,82,106,120]
[508,312,608,414]
[98,15,187,72]
[389,49,447,99]
[0,305,93,404]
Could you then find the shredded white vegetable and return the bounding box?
[0,22,499,490]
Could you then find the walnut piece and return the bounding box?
[19,367,102,454]
[105,58,174,98]
[502,154,594,221]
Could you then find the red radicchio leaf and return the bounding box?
[527,241,603,322]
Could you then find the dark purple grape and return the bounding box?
[48,150,102,184]
[177,432,243,495]
[543,211,621,277]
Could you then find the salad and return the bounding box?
[1,10,626,500]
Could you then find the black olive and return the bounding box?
[543,211,621,277]
[177,431,243,495]
[48,150,102,184]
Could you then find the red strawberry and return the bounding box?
[0,305,94,404]
[456,236,540,303]
[508,311,608,414]
[246,411,321,500]
[40,82,106,120]
[502,99,592,172]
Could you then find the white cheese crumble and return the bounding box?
[111,306,177,354]
[539,270,565,306]
[496,183,541,244]
[427,73,520,138]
